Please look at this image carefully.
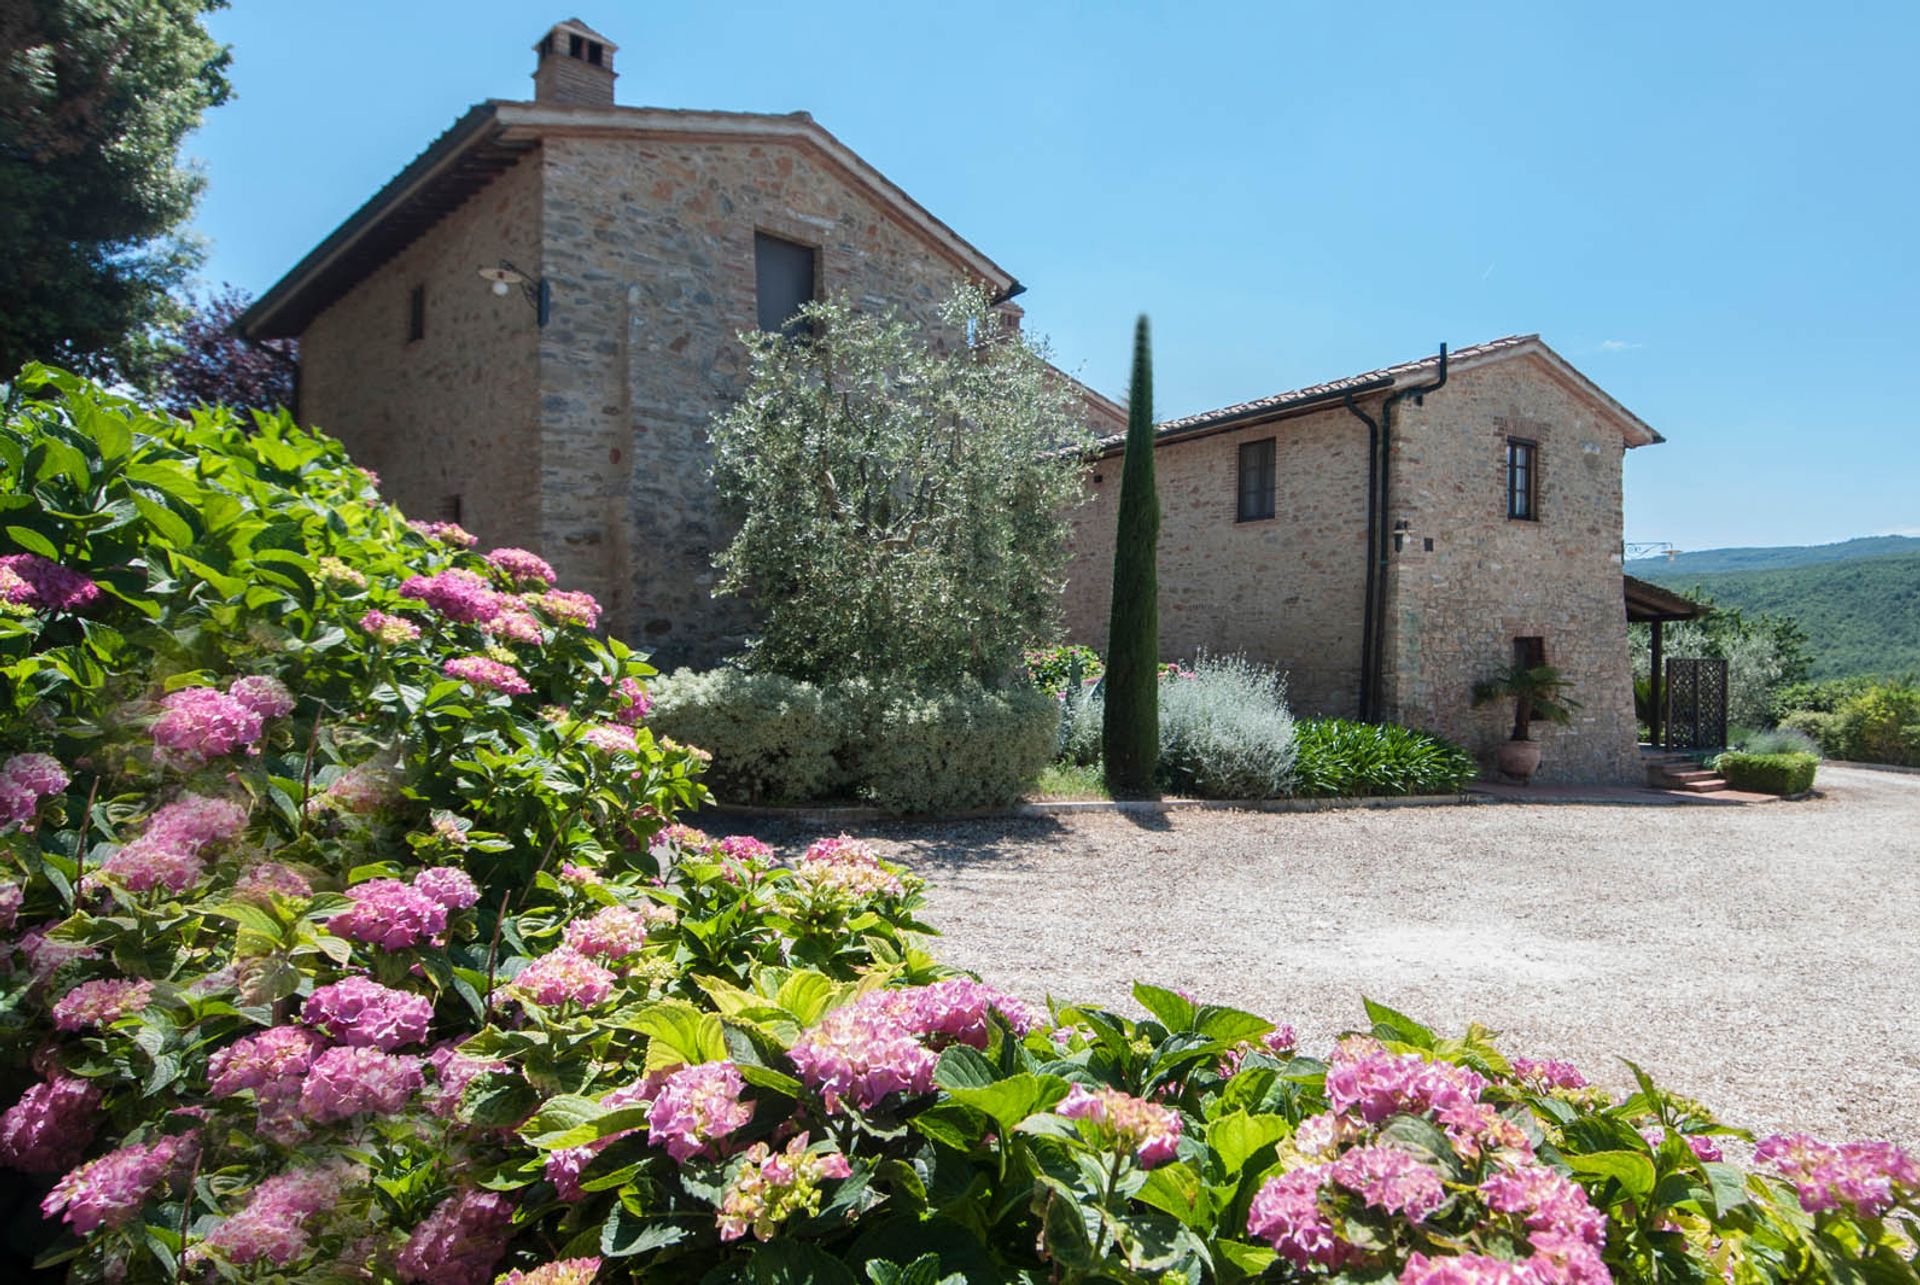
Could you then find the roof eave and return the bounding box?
[1092,377,1393,459]
[236,102,505,341]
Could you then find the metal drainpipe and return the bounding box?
[1341,392,1382,721]
[1368,344,1448,723]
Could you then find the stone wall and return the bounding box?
[1378,356,1642,785]
[535,131,987,666]
[1059,406,1371,718]
[298,155,544,552]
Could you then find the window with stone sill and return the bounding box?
[1506,437,1538,521]
[754,232,818,339]
[1237,437,1276,522]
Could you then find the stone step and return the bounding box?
[1671,778,1730,793]
[1657,769,1722,784]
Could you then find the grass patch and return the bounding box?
[1032,761,1111,801]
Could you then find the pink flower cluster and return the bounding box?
[51,977,154,1032]
[1509,1058,1589,1091]
[151,676,291,762]
[716,1133,852,1242]
[579,723,637,753]
[359,608,422,644]
[321,762,394,814]
[609,676,651,723]
[539,589,602,630]
[329,867,474,951]
[1755,1133,1918,1217]
[1057,1084,1183,1168]
[1640,1125,1724,1162]
[788,998,938,1114]
[485,547,557,585]
[1478,1163,1609,1283]
[647,1061,754,1162]
[236,861,313,901]
[499,1259,603,1285]
[427,1043,507,1120]
[890,979,1037,1048]
[544,1074,668,1199]
[302,976,434,1049]
[207,1026,323,1136]
[444,654,532,695]
[408,520,478,548]
[497,947,615,1010]
[400,568,500,623]
[1325,1043,1489,1124]
[394,1188,515,1285]
[0,1074,103,1172]
[562,904,674,962]
[99,793,249,893]
[0,553,99,612]
[299,1045,426,1123]
[196,1161,355,1267]
[1248,1166,1350,1267]
[42,1131,198,1234]
[0,879,18,931]
[793,835,906,900]
[0,752,68,827]
[1329,1144,1448,1220]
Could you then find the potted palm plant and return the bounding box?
[1471,663,1582,782]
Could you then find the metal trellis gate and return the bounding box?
[1664,657,1728,751]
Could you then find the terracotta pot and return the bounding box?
[1496,738,1542,782]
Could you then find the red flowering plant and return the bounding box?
[2,371,1917,1284]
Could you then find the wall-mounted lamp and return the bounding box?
[477,261,550,327]
[1392,519,1412,554]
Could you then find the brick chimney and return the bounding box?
[533,18,617,106]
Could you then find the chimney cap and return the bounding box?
[535,17,618,53]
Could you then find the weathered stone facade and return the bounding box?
[1060,343,1655,784]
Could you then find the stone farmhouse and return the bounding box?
[240,18,1665,784]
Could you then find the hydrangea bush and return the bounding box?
[3,372,1917,1283]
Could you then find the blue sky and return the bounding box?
[188,2,1919,553]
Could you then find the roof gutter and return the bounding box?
[234,102,503,340]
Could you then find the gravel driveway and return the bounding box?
[735,765,1920,1144]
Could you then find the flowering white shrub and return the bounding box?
[1,372,1915,1284]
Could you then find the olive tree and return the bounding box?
[710,288,1095,686]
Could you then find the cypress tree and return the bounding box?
[1103,315,1160,796]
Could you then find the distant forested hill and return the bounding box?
[1629,545,1920,680]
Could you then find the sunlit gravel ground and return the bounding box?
[733,765,1920,1145]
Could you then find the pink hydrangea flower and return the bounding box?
[1755,1133,1919,1217]
[544,1074,669,1197]
[718,835,772,862]
[42,1131,198,1234]
[0,879,20,931]
[427,1043,507,1120]
[0,752,68,827]
[485,547,557,586]
[329,879,449,950]
[609,676,650,723]
[891,979,1037,1048]
[443,655,531,695]
[1056,1084,1183,1167]
[716,1133,852,1242]
[1400,1252,1540,1284]
[1510,1057,1589,1091]
[1328,1144,1447,1221]
[579,723,637,753]
[51,977,154,1031]
[17,924,98,980]
[407,520,477,548]
[235,861,313,900]
[151,686,267,761]
[496,947,615,1010]
[1640,1125,1724,1162]
[321,763,394,814]
[1438,1101,1535,1163]
[359,609,422,644]
[98,793,249,894]
[646,1061,753,1163]
[0,553,99,612]
[0,1075,102,1173]
[195,1160,357,1267]
[498,1258,603,1285]
[413,865,480,911]
[228,675,295,719]
[298,1045,425,1123]
[1480,1162,1609,1250]
[209,1025,326,1097]
[1325,1047,1488,1124]
[1248,1165,1350,1267]
[1263,1025,1298,1056]
[302,976,434,1050]
[482,599,545,644]
[789,1001,938,1115]
[400,568,501,623]
[394,1188,515,1285]
[561,904,674,962]
[538,589,602,630]
[793,835,906,900]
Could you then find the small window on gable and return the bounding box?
[407,284,426,343]
[754,232,817,338]
[568,33,584,58]
[586,40,603,65]
[1506,437,1537,520]
[1237,437,1276,522]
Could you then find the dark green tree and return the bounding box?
[1102,315,1160,796]
[0,0,233,384]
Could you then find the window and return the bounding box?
[438,494,463,524]
[407,284,426,343]
[1237,437,1276,522]
[568,33,583,57]
[754,232,817,337]
[586,40,603,65]
[1506,437,1537,520]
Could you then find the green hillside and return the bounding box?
[1636,551,1920,680]
[1626,534,1920,577]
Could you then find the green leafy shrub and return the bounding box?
[1771,674,1885,721]
[1023,643,1103,696]
[650,668,844,804]
[1715,750,1819,794]
[841,678,1059,814]
[1293,719,1481,797]
[1732,725,1824,758]
[7,374,1918,1285]
[1778,682,1920,765]
[1778,709,1844,755]
[1157,654,1297,798]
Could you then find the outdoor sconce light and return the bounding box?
[1393,519,1412,554]
[477,261,550,327]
